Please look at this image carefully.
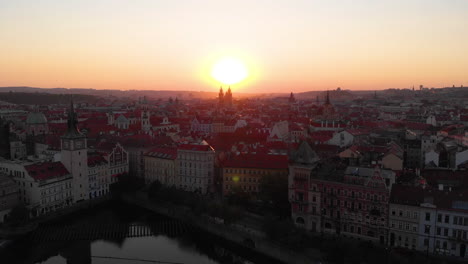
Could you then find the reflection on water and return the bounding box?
[0,203,279,264]
[89,236,218,264]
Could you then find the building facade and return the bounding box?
[177,143,215,193]
[144,148,177,186]
[222,154,288,196]
[0,173,19,223]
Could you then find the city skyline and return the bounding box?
[1,0,468,92]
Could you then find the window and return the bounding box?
[425,213,431,221]
[437,214,442,222]
[445,215,450,223]
[424,239,429,246]
[444,228,448,236]
[437,227,441,236]
[424,225,430,234]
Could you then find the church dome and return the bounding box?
[26,112,48,124]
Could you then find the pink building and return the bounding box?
[289,141,396,244]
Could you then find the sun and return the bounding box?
[211,57,248,85]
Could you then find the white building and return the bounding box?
[0,160,73,217]
[144,148,177,185]
[177,142,215,193]
[389,185,423,250]
[104,143,129,185]
[417,189,468,259]
[87,154,110,199]
[0,173,19,223]
[327,130,354,148]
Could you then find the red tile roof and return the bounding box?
[178,144,214,152]
[25,161,70,181]
[88,155,108,167]
[145,147,177,160]
[223,153,288,169]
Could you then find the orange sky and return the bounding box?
[1,0,467,93]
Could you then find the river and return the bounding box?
[0,202,282,264]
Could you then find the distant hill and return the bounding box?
[0,86,284,100]
[296,89,356,101]
[0,91,101,105]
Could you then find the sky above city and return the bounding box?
[1,0,468,93]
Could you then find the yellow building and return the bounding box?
[222,154,288,196]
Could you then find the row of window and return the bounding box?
[323,197,386,212]
[323,187,387,202]
[436,214,468,226]
[178,154,212,161]
[225,185,258,192]
[225,168,280,175]
[41,192,72,205]
[179,162,211,169]
[391,209,419,219]
[390,221,418,232]
[179,170,212,176]
[225,176,259,183]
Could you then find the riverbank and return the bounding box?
[121,191,322,264]
[0,195,111,239]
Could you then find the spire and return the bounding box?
[218,86,224,106]
[289,92,295,103]
[325,90,330,105]
[63,95,83,138]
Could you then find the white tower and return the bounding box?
[61,98,89,203]
[141,110,151,132]
[107,111,115,125]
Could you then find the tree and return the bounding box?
[258,173,290,218]
[7,205,30,227]
[262,216,293,241]
[148,180,163,200]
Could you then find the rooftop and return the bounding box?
[25,161,70,181]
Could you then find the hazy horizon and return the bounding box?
[1,0,467,92]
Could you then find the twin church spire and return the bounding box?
[218,86,232,107]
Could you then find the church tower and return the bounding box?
[289,92,296,104]
[218,86,224,106]
[61,97,89,203]
[322,90,336,120]
[225,86,233,107]
[141,110,151,132]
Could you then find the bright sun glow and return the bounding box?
[211,57,248,85]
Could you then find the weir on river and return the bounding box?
[29,220,192,242]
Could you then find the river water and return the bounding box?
[0,202,281,264]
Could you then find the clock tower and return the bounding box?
[61,98,89,203]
